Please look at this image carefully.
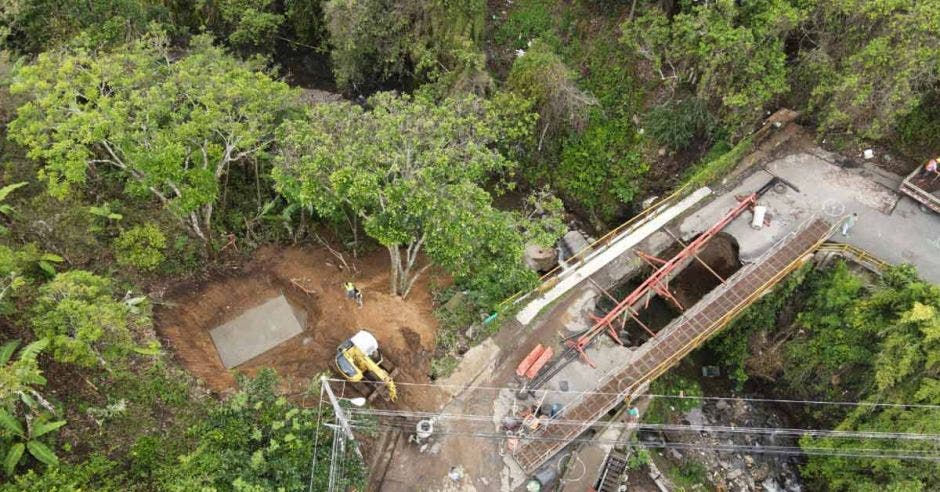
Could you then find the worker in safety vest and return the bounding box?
[919,156,939,178]
[344,282,363,307]
[841,212,858,237]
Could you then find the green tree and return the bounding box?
[323,0,408,90]
[202,0,286,52]
[113,223,167,272]
[623,0,803,133]
[784,262,873,399]
[274,91,554,302]
[29,271,139,367]
[793,265,940,490]
[8,31,298,246]
[0,0,175,54]
[323,0,488,93]
[797,0,940,140]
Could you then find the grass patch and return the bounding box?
[683,136,754,189]
[643,372,702,425]
[493,0,557,49]
[669,461,711,490]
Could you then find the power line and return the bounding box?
[326,377,940,410]
[348,407,940,443]
[307,385,325,492]
[349,422,940,462]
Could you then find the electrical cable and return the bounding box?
[347,407,940,442]
[348,421,940,462]
[325,377,940,410]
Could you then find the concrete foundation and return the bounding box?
[209,294,306,368]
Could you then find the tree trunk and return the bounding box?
[386,236,427,298]
[387,245,402,295]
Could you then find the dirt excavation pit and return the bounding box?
[669,232,743,307]
[601,233,743,345]
[155,246,446,410]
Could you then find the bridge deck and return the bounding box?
[512,218,834,473]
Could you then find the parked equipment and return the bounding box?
[334,330,399,402]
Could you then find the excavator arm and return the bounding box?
[348,347,398,402]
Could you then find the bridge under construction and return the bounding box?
[511,217,835,473]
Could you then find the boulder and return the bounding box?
[524,243,558,271]
[560,230,591,259]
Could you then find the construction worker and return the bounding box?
[919,156,939,178]
[344,282,363,308]
[841,212,858,237]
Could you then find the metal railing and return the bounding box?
[817,242,890,273]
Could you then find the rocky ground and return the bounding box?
[639,397,804,491]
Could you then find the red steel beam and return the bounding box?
[566,193,758,362]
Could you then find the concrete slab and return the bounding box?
[436,338,500,397]
[679,152,940,283]
[209,294,306,368]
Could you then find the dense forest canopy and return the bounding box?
[0,0,938,489]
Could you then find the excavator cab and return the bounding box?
[334,340,360,380]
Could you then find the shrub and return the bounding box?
[558,112,648,225]
[507,40,595,142]
[114,224,167,272]
[645,98,715,151]
[30,271,136,367]
[643,373,702,424]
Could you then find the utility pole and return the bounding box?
[321,376,363,460]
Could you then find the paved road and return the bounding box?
[680,152,940,283]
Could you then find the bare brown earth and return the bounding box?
[154,245,447,411]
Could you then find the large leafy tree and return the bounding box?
[274,91,557,301]
[8,32,298,245]
[784,265,940,490]
[323,0,489,93]
[796,0,940,139]
[623,0,803,133]
[0,0,175,54]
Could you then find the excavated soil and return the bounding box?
[669,232,742,308]
[154,245,445,410]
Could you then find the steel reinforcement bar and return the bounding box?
[512,218,835,473]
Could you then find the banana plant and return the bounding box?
[0,339,64,476]
[0,182,27,236]
[0,409,65,475]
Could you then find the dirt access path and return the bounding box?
[154,245,447,410]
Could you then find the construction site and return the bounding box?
[152,114,940,491]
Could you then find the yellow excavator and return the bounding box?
[333,330,398,402]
